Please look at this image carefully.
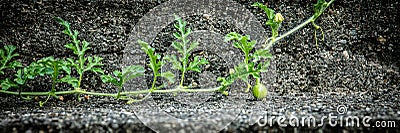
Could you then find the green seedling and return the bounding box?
[137,40,175,90]
[36,57,72,106]
[12,56,70,106]
[0,45,22,90]
[55,17,104,89]
[164,16,208,88]
[37,57,71,92]
[124,40,175,104]
[102,40,175,103]
[101,65,145,99]
[220,32,272,99]
[12,58,59,102]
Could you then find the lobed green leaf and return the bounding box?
[252,2,275,20]
[252,49,273,62]
[101,75,119,87]
[164,55,182,71]
[123,65,145,82]
[225,32,256,57]
[1,78,18,90]
[60,75,79,88]
[161,71,175,83]
[314,0,328,18]
[187,56,209,73]
[0,45,23,74]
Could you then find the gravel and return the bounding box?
[0,0,399,132]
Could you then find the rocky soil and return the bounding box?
[0,0,399,132]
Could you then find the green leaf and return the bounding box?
[66,58,75,64]
[187,42,198,53]
[43,67,54,75]
[234,63,249,82]
[225,32,256,58]
[252,49,273,62]
[55,17,71,34]
[84,56,104,74]
[225,32,240,42]
[161,71,175,83]
[113,70,122,77]
[101,75,119,86]
[0,45,22,74]
[14,69,25,85]
[60,75,79,88]
[252,2,282,37]
[251,72,261,79]
[185,28,192,36]
[10,61,23,68]
[138,40,162,73]
[73,30,79,39]
[91,68,104,74]
[169,16,210,86]
[4,45,17,55]
[252,2,275,20]
[61,65,71,75]
[123,65,145,82]
[172,42,183,54]
[65,43,77,55]
[173,32,181,39]
[188,56,209,73]
[258,60,271,72]
[39,101,44,107]
[314,0,328,17]
[80,41,90,56]
[164,55,182,71]
[1,78,18,90]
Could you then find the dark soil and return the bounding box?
[0,0,399,132]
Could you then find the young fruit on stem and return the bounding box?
[221,32,272,99]
[164,16,208,88]
[252,80,267,99]
[252,2,284,41]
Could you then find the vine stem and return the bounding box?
[179,71,185,87]
[0,86,221,97]
[150,71,157,91]
[263,17,314,49]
